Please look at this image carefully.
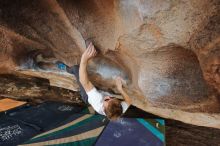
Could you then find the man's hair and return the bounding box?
[104,98,123,120]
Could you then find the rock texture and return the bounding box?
[0,74,82,104]
[0,0,219,128]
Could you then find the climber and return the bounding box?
[36,42,131,120]
[78,42,132,120]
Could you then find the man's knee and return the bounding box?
[73,65,79,69]
[72,65,79,73]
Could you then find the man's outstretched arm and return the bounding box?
[79,43,97,92]
[115,77,132,105]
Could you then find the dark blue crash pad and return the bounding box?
[95,118,165,146]
[6,102,84,131]
[0,117,39,146]
[0,102,85,146]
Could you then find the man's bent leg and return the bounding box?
[69,65,89,104]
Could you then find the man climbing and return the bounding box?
[78,42,132,120]
[36,42,132,120]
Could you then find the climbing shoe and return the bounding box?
[56,61,67,71]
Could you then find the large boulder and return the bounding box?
[0,0,219,128]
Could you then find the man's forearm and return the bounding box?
[119,88,132,105]
[79,60,93,92]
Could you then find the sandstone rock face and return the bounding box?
[0,0,219,128]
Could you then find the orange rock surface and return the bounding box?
[0,0,219,128]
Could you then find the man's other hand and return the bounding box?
[115,76,132,105]
[115,76,123,92]
[81,43,97,63]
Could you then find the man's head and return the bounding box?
[103,96,123,120]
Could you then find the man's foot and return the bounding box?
[37,61,68,72]
[56,61,67,71]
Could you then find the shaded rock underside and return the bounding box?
[0,0,219,128]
